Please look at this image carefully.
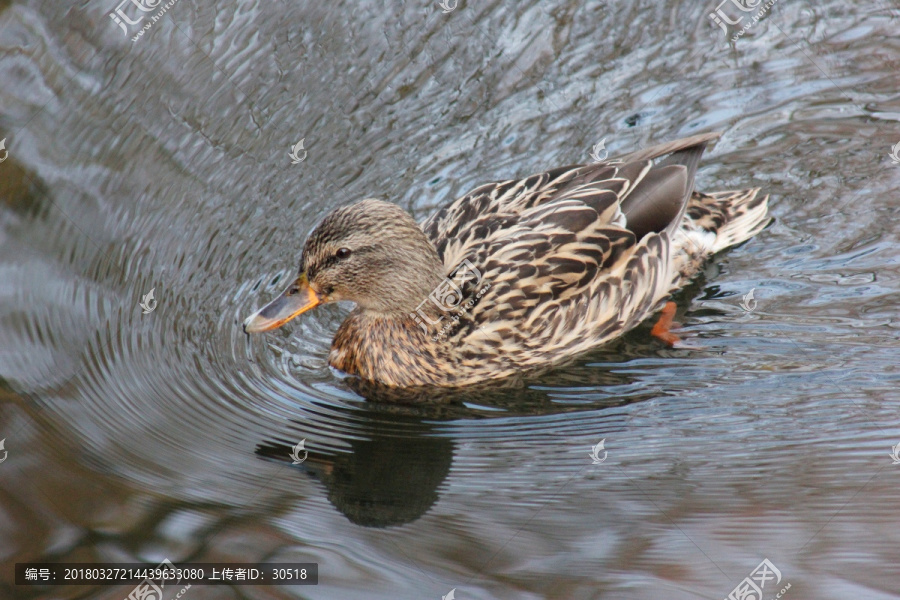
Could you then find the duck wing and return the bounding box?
[423,134,720,373]
[439,198,671,371]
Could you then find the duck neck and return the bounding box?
[354,238,447,317]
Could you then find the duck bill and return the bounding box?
[243,273,321,333]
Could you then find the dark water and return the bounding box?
[2,0,899,598]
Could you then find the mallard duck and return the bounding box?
[243,132,770,388]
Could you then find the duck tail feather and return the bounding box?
[705,188,772,253]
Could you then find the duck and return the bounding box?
[243,132,770,388]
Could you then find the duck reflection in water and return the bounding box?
[255,355,671,527]
[256,415,453,528]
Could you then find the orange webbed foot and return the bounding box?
[651,301,681,346]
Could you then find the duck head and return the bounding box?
[242,199,445,333]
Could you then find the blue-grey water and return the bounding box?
[1,1,899,599]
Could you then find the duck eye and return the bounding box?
[336,248,352,259]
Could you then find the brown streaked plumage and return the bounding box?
[243,132,771,388]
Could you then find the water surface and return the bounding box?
[1,1,899,598]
